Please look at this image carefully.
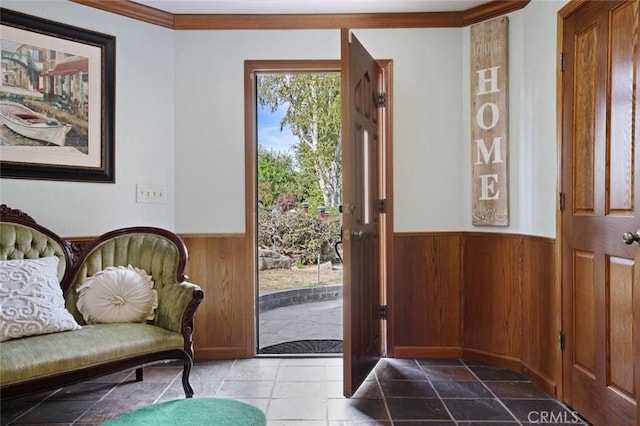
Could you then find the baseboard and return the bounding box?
[194,347,249,360]
[521,361,558,398]
[462,348,522,371]
[393,346,463,358]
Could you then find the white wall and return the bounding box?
[174,11,560,236]
[174,28,465,233]
[355,28,465,233]
[174,30,339,233]
[519,0,565,237]
[0,0,176,236]
[1,0,562,238]
[462,0,563,237]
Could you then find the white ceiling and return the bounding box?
[131,0,488,15]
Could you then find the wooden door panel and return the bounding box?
[573,25,597,213]
[608,257,635,398]
[354,80,363,114]
[609,2,636,213]
[573,251,595,374]
[364,75,372,119]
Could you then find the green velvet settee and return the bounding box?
[0,205,204,399]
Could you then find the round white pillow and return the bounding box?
[76,265,158,324]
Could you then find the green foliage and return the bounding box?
[257,145,297,209]
[257,73,343,264]
[257,145,324,210]
[258,73,342,207]
[292,168,324,208]
[258,209,341,266]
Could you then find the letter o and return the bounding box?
[476,102,499,130]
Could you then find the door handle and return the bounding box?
[352,230,363,240]
[622,230,640,245]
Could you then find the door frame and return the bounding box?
[556,0,573,404]
[243,59,394,357]
[557,0,590,404]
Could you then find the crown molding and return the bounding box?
[70,0,530,29]
[463,0,531,25]
[71,0,174,28]
[174,11,464,30]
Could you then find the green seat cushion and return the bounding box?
[1,323,184,386]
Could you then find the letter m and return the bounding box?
[475,137,504,165]
[548,412,564,423]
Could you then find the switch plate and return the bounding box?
[136,184,167,203]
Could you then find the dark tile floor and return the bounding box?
[1,357,590,425]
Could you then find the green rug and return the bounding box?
[103,398,266,426]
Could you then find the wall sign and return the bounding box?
[470,17,509,226]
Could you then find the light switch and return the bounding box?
[136,184,167,203]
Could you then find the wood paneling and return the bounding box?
[521,236,559,396]
[392,233,463,351]
[180,230,561,395]
[463,233,522,357]
[76,229,559,395]
[392,231,559,395]
[180,234,254,359]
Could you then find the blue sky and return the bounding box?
[257,103,297,154]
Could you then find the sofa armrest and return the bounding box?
[155,280,204,336]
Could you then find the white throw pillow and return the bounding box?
[0,256,82,341]
[76,265,158,324]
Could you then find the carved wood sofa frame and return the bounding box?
[0,205,204,399]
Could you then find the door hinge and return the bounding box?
[376,92,386,108]
[379,199,387,214]
[379,305,388,320]
[559,192,565,211]
[559,331,565,351]
[560,52,565,72]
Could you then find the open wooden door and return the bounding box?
[341,28,384,397]
[560,1,639,424]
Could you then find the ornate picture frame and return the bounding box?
[0,9,115,183]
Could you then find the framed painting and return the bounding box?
[0,8,115,182]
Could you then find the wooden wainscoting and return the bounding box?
[180,233,255,360]
[391,232,464,358]
[73,229,558,394]
[520,236,559,396]
[392,231,559,396]
[462,233,559,396]
[463,233,523,368]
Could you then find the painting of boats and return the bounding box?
[0,101,72,146]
